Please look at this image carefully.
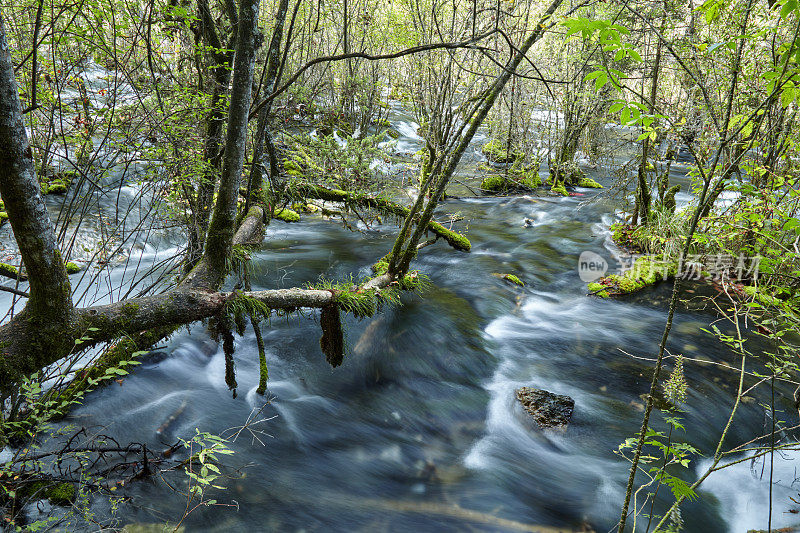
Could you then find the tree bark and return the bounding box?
[204,0,261,288]
[245,0,290,213]
[186,0,238,271]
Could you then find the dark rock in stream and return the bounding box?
[515,387,575,429]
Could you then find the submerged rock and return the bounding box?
[515,387,574,429]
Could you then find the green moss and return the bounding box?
[551,182,568,196]
[428,221,471,252]
[587,282,610,298]
[519,172,542,189]
[372,254,391,275]
[551,163,585,186]
[480,164,541,194]
[47,482,76,505]
[742,285,784,307]
[39,171,74,195]
[481,174,508,192]
[283,159,304,177]
[481,139,521,164]
[257,345,268,395]
[274,208,300,223]
[492,273,525,286]
[0,211,8,224]
[0,262,19,278]
[24,481,76,505]
[577,177,603,188]
[588,256,676,298]
[224,294,272,323]
[121,302,140,320]
[46,181,68,194]
[65,261,81,274]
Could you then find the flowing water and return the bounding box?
[5,97,799,532]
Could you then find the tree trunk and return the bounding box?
[203,0,261,287]
[394,0,565,275]
[245,0,290,213]
[186,0,237,271]
[0,15,77,387]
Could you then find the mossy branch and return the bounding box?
[292,183,471,252]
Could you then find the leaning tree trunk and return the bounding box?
[392,0,566,275]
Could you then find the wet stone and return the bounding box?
[515,387,575,429]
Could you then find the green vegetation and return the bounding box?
[577,177,602,189]
[480,159,542,194]
[481,139,523,164]
[273,208,300,223]
[3,0,800,529]
[492,273,525,286]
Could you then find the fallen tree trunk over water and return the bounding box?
[294,183,471,252]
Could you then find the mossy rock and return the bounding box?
[273,208,300,223]
[492,273,524,286]
[480,174,509,193]
[65,261,81,274]
[46,482,76,505]
[588,256,676,298]
[577,177,603,188]
[480,166,541,195]
[610,223,645,253]
[0,212,7,225]
[550,163,585,186]
[46,181,68,194]
[39,170,75,195]
[292,202,319,213]
[550,182,568,196]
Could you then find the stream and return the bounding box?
[4,94,799,532]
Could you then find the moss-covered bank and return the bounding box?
[587,255,677,297]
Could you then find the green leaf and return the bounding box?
[781,0,798,19]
